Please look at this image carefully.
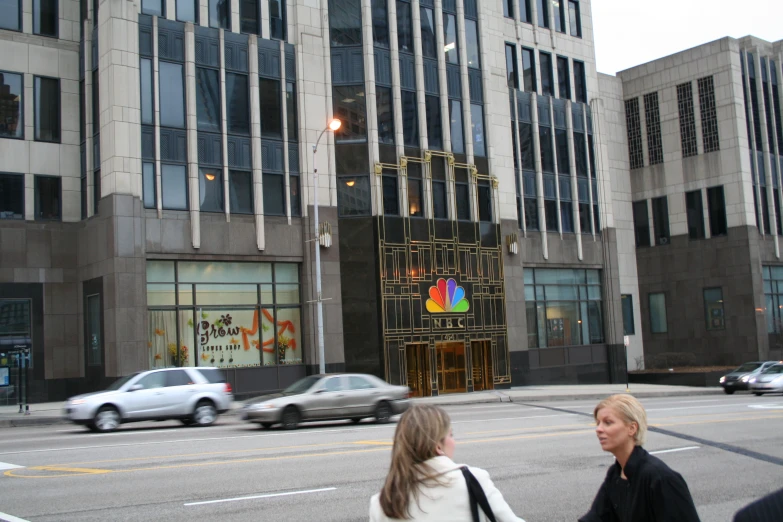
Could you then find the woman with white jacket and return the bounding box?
[369,404,526,522]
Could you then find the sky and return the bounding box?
[592,0,783,75]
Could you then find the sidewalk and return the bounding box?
[0,384,722,428]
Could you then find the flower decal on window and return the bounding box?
[426,278,469,313]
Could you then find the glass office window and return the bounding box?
[141,59,154,125]
[377,86,394,145]
[707,185,728,236]
[263,173,285,215]
[382,174,399,215]
[143,162,156,209]
[396,1,413,53]
[704,288,725,330]
[142,0,163,16]
[408,177,423,217]
[290,174,301,216]
[420,7,436,58]
[621,294,634,335]
[465,19,480,70]
[0,0,22,30]
[333,85,367,143]
[229,170,253,214]
[686,190,705,240]
[450,99,464,154]
[651,196,669,245]
[478,181,491,222]
[505,44,519,89]
[519,122,534,170]
[329,0,362,46]
[259,78,282,139]
[196,67,221,132]
[286,82,298,141]
[553,0,565,33]
[226,73,250,135]
[35,176,61,221]
[633,200,650,247]
[372,0,389,46]
[161,164,188,210]
[503,0,512,17]
[556,128,569,174]
[269,0,285,40]
[209,0,230,28]
[519,0,531,23]
[177,0,197,22]
[425,95,442,150]
[456,183,470,220]
[34,77,60,143]
[444,13,458,64]
[649,293,667,333]
[471,104,485,157]
[34,0,57,36]
[568,0,581,37]
[536,0,548,28]
[522,48,536,92]
[159,62,185,128]
[573,60,586,103]
[240,0,258,34]
[540,52,553,96]
[432,181,447,219]
[401,90,418,147]
[557,56,570,100]
[539,126,554,172]
[199,168,223,212]
[0,72,23,139]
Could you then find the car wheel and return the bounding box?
[260,422,273,429]
[723,388,735,395]
[281,406,300,430]
[193,400,217,426]
[94,405,121,432]
[754,392,764,396]
[375,401,392,424]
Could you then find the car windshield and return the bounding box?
[105,373,140,391]
[734,363,761,372]
[283,375,323,394]
[762,364,783,374]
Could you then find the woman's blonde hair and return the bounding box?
[593,394,647,446]
[379,404,452,519]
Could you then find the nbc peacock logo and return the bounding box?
[426,278,470,313]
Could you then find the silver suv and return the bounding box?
[64,367,234,432]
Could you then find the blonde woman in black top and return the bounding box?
[579,394,701,522]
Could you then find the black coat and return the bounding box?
[734,488,783,522]
[578,446,701,522]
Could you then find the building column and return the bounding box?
[185,25,201,247]
[531,92,547,259]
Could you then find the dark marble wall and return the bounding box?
[635,226,767,365]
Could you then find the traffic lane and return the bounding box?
[3,405,783,522]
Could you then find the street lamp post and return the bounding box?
[312,118,341,375]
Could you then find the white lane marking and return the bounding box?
[748,404,783,409]
[645,403,761,413]
[0,461,24,471]
[553,398,745,409]
[184,487,337,506]
[0,511,31,522]
[649,446,700,455]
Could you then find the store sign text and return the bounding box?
[432,317,465,330]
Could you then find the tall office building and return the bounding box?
[608,36,783,367]
[0,0,651,402]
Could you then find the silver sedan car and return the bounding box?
[749,363,783,395]
[241,373,410,429]
[64,367,234,432]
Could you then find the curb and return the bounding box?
[0,416,70,428]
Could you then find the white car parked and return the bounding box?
[64,367,234,432]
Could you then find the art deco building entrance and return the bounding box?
[470,340,494,391]
[405,343,431,397]
[436,341,467,394]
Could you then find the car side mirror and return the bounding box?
[128,384,143,392]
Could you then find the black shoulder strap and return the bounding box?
[461,466,497,522]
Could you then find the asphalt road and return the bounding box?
[0,394,782,521]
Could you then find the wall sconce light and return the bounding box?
[345,179,355,187]
[319,222,332,248]
[204,172,216,181]
[506,233,519,255]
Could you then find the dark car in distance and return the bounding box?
[719,361,780,394]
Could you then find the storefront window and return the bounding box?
[523,268,604,347]
[146,261,302,369]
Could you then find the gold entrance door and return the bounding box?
[471,341,494,392]
[405,343,431,397]
[435,342,467,394]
